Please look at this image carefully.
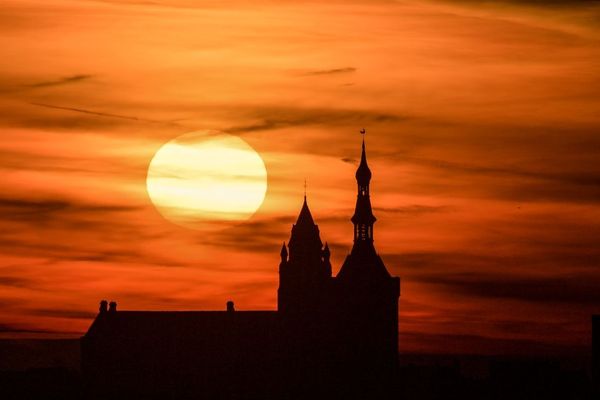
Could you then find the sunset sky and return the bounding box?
[1,0,600,356]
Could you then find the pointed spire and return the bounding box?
[280,242,288,261]
[296,195,315,226]
[323,242,330,260]
[355,136,372,185]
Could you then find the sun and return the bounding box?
[146,132,268,229]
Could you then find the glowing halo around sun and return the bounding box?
[146,132,268,229]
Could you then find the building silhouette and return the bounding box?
[593,315,600,396]
[81,137,400,399]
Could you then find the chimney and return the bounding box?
[99,300,108,314]
[227,301,235,313]
[109,301,117,313]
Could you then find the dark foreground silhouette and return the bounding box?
[80,137,399,399]
[0,344,596,400]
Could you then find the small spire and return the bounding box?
[280,242,288,261]
[323,242,330,260]
[296,196,315,226]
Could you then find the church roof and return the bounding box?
[295,196,315,226]
[288,196,322,251]
[84,310,280,345]
[336,243,391,282]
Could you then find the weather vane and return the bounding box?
[304,178,307,197]
[360,128,366,135]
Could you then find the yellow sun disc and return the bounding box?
[146,132,267,229]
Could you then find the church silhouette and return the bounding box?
[81,137,401,399]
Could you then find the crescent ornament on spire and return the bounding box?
[360,128,366,135]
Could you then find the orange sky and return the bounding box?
[1,0,600,355]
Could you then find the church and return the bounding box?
[81,137,401,399]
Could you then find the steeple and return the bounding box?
[351,136,376,243]
[278,194,331,313]
[338,132,390,281]
[295,196,315,227]
[288,196,321,258]
[355,138,372,187]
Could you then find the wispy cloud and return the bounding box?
[23,74,93,89]
[302,67,357,76]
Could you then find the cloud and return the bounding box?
[0,74,93,95]
[374,205,453,215]
[0,276,31,288]
[302,67,357,76]
[0,197,139,218]
[203,215,295,253]
[224,106,405,134]
[400,331,587,357]
[28,309,96,320]
[414,272,600,305]
[28,102,177,125]
[0,323,79,335]
[22,75,93,89]
[0,195,186,267]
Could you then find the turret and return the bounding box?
[278,195,332,313]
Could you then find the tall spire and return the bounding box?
[351,133,376,242]
[338,131,390,281]
[356,131,372,187]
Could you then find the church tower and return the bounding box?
[276,132,400,375]
[278,196,332,313]
[336,133,400,371]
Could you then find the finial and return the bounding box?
[304,178,307,198]
[360,128,366,148]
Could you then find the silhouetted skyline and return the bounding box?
[80,138,400,398]
[1,0,600,359]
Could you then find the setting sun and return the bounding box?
[146,132,268,228]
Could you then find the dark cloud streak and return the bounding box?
[23,75,93,89]
[28,102,178,125]
[302,67,356,76]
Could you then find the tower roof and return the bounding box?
[355,139,372,185]
[296,196,315,226]
[288,195,322,253]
